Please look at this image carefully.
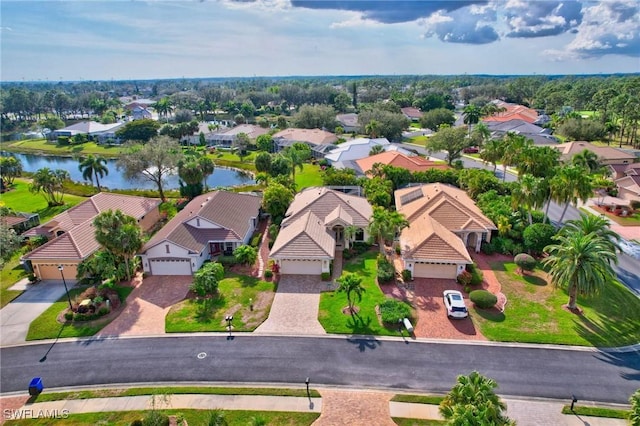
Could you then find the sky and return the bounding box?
[1,0,639,82]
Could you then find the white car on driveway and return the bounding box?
[443,290,469,319]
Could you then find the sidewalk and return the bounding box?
[1,389,628,425]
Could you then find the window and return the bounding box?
[165,244,170,254]
[355,229,364,241]
[196,218,200,227]
[225,242,234,251]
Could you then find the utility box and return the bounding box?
[403,317,414,334]
[28,377,43,396]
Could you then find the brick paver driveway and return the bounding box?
[381,279,486,340]
[255,275,327,335]
[99,275,192,337]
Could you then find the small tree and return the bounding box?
[233,245,257,266]
[337,272,366,315]
[190,262,224,298]
[0,224,22,267]
[514,253,537,274]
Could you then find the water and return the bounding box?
[2,152,255,190]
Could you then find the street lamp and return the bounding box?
[58,265,73,311]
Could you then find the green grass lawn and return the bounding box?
[1,139,126,158]
[0,253,28,308]
[0,178,86,222]
[473,261,640,347]
[296,163,323,189]
[319,250,411,336]
[209,150,257,172]
[5,409,319,426]
[165,273,275,333]
[26,285,134,340]
[393,419,445,426]
[561,405,630,419]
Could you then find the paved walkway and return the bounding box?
[255,275,327,335]
[0,279,69,347]
[0,390,628,425]
[98,275,192,337]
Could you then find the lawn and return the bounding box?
[0,253,28,308]
[0,178,86,222]
[393,419,445,426]
[473,261,640,347]
[26,285,134,340]
[296,163,323,189]
[1,139,126,158]
[165,273,275,333]
[5,409,319,425]
[209,150,257,172]
[319,250,408,336]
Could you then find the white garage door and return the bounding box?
[414,263,457,279]
[280,259,322,275]
[149,259,192,275]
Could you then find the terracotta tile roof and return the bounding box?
[23,193,160,261]
[484,101,538,124]
[272,128,338,146]
[283,187,372,228]
[616,175,640,196]
[554,141,636,162]
[270,211,334,259]
[400,215,472,263]
[401,107,423,119]
[356,151,449,174]
[141,191,261,253]
[0,216,27,227]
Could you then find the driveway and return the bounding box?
[0,280,68,346]
[255,275,327,335]
[98,275,192,337]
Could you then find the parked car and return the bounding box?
[443,290,469,319]
[463,146,479,154]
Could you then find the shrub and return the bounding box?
[82,286,98,300]
[379,299,412,324]
[250,233,262,248]
[218,255,239,266]
[190,262,224,297]
[464,285,471,293]
[457,270,472,286]
[27,273,38,283]
[377,254,395,283]
[514,253,537,273]
[401,269,412,282]
[142,411,169,426]
[395,245,401,255]
[64,311,74,321]
[98,306,110,316]
[480,241,496,255]
[523,223,557,256]
[469,290,498,309]
[321,272,331,281]
[466,263,483,286]
[130,420,143,426]
[233,244,257,266]
[264,270,273,279]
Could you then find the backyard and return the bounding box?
[474,261,640,347]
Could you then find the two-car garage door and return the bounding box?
[279,259,322,275]
[149,259,192,276]
[413,262,457,279]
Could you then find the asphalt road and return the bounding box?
[1,336,638,403]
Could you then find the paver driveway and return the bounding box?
[255,275,327,335]
[98,275,192,337]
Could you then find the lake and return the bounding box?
[2,152,255,190]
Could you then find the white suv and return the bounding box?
[443,290,469,319]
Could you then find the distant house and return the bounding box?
[483,101,538,124]
[395,184,496,279]
[401,107,423,122]
[272,128,338,158]
[208,124,268,147]
[52,121,125,144]
[335,113,360,133]
[484,119,558,145]
[0,212,40,234]
[138,191,262,276]
[131,105,152,121]
[615,175,640,204]
[270,187,372,275]
[22,193,161,281]
[553,141,636,165]
[609,163,640,180]
[324,137,392,168]
[356,151,449,175]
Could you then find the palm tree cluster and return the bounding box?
[543,214,621,311]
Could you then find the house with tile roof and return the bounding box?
[324,137,407,169]
[22,193,161,281]
[207,124,269,147]
[483,101,538,124]
[138,191,261,276]
[394,183,496,279]
[484,119,558,145]
[356,151,449,175]
[401,107,423,122]
[616,175,640,204]
[272,128,338,158]
[553,141,636,165]
[270,187,372,275]
[336,113,361,133]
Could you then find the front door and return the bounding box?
[334,226,344,248]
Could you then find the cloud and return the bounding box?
[503,0,583,38]
[419,6,499,44]
[290,1,487,24]
[547,0,640,58]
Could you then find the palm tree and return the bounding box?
[198,155,215,191]
[543,232,617,310]
[472,122,491,147]
[604,120,620,146]
[365,120,381,138]
[93,210,143,281]
[152,97,173,122]
[336,272,366,315]
[207,410,228,426]
[78,155,109,191]
[572,149,602,174]
[512,174,545,225]
[548,165,594,223]
[439,371,514,426]
[367,207,408,254]
[479,139,504,173]
[562,213,622,254]
[500,132,529,181]
[369,144,385,156]
[344,225,359,249]
[282,145,308,189]
[30,167,69,206]
[462,104,482,136]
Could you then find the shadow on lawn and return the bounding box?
[473,306,505,322]
[230,274,259,288]
[573,309,639,348]
[195,295,226,323]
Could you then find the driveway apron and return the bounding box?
[255,275,326,335]
[0,280,68,346]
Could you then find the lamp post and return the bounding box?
[225,315,233,333]
[58,265,73,311]
[571,395,578,411]
[305,377,310,397]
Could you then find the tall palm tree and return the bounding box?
[439,371,514,426]
[283,145,308,189]
[562,213,622,254]
[479,139,504,173]
[572,149,602,174]
[512,174,545,225]
[462,104,482,136]
[198,155,215,191]
[78,155,109,191]
[367,207,408,254]
[336,272,366,315]
[500,133,529,181]
[543,232,617,310]
[548,165,594,223]
[365,120,381,138]
[472,122,491,147]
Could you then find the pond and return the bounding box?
[2,152,255,190]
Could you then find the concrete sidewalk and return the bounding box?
[1,390,628,425]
